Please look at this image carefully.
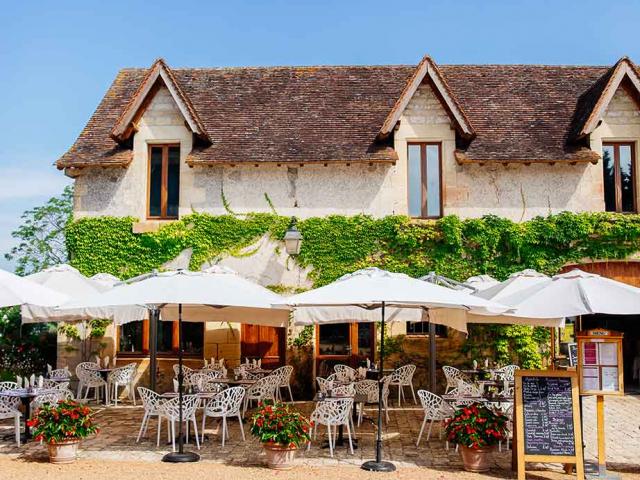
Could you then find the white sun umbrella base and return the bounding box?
[21,264,146,325]
[0,268,69,308]
[64,267,289,327]
[276,268,510,332]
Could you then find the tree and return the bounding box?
[5,185,73,275]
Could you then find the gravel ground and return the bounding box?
[1,457,639,480]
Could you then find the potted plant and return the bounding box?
[27,399,98,464]
[444,402,508,472]
[250,401,312,470]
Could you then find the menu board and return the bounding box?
[577,330,624,396]
[515,370,584,480]
[521,376,575,456]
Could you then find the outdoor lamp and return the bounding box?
[283,216,303,255]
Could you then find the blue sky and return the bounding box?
[1,0,639,271]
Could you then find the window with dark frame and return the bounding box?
[117,320,204,357]
[148,144,180,219]
[408,142,443,218]
[602,142,636,213]
[406,322,448,337]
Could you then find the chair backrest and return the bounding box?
[325,373,338,383]
[199,380,224,394]
[205,386,244,415]
[189,373,210,392]
[316,377,332,394]
[355,380,379,403]
[31,392,64,410]
[0,382,18,392]
[443,366,468,388]
[108,363,136,384]
[162,394,199,419]
[455,379,482,397]
[247,375,278,398]
[417,389,453,417]
[312,398,353,426]
[334,364,357,382]
[392,364,416,383]
[76,362,102,384]
[272,365,293,385]
[0,395,20,415]
[137,387,162,413]
[172,364,193,377]
[380,375,392,401]
[332,383,356,396]
[49,368,70,379]
[496,365,519,382]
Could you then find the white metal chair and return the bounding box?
[108,363,137,405]
[157,394,200,452]
[0,382,19,392]
[389,364,417,405]
[48,367,70,379]
[272,366,294,402]
[496,365,519,382]
[333,364,357,382]
[442,366,470,394]
[201,386,245,446]
[172,364,195,388]
[499,404,514,452]
[136,387,163,443]
[0,396,21,446]
[416,390,455,446]
[30,391,65,411]
[242,375,278,415]
[354,380,379,427]
[76,362,107,403]
[308,398,355,457]
[316,377,333,394]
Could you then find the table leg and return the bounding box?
[23,397,31,442]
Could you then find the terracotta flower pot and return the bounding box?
[47,439,80,464]
[459,444,495,472]
[262,442,297,470]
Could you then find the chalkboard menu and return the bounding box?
[515,370,584,480]
[521,376,575,455]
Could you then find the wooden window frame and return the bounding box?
[147,143,180,220]
[602,142,637,214]
[314,323,377,361]
[407,142,444,219]
[116,319,203,359]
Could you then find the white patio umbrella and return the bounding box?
[64,266,289,463]
[499,269,640,318]
[466,269,564,328]
[274,267,509,472]
[465,274,500,291]
[21,264,146,325]
[0,268,69,308]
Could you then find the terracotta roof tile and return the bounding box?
[57,60,632,169]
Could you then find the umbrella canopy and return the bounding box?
[498,268,640,318]
[64,266,289,327]
[462,269,564,328]
[275,267,509,328]
[0,268,69,308]
[21,264,146,325]
[464,274,500,291]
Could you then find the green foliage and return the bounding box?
[289,325,313,348]
[250,401,312,448]
[444,402,509,448]
[57,319,111,361]
[65,210,640,366]
[5,185,74,275]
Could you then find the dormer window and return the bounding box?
[148,144,180,219]
[602,142,636,213]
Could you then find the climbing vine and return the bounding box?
[66,211,640,367]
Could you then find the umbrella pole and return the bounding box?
[362,301,396,472]
[149,308,158,392]
[429,320,437,392]
[162,303,199,463]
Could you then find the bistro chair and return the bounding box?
[271,365,294,402]
[442,366,470,394]
[316,377,333,394]
[48,367,70,379]
[201,386,245,446]
[30,391,66,411]
[389,364,417,405]
[354,379,379,427]
[0,395,21,446]
[157,394,200,452]
[308,398,355,457]
[333,364,357,382]
[416,390,455,447]
[242,375,278,415]
[495,364,519,382]
[76,362,107,403]
[108,363,137,406]
[136,387,163,443]
[172,364,195,388]
[0,382,19,392]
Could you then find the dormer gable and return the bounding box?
[378,55,475,140]
[110,58,209,143]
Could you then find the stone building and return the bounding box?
[56,56,640,388]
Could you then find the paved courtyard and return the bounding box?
[0,395,638,478]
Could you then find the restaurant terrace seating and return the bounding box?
[201,386,245,446]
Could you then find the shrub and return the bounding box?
[27,400,99,443]
[444,402,508,449]
[250,401,312,448]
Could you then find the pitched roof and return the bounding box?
[57,58,636,170]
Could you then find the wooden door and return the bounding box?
[241,324,286,368]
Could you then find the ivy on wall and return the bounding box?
[66,211,640,367]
